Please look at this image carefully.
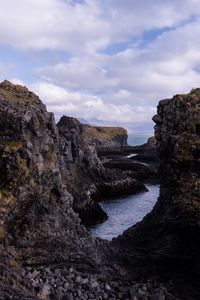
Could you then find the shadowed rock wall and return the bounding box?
[116,89,200,276]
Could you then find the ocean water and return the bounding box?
[128,135,151,146]
[89,184,159,241]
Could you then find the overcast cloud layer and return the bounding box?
[1,0,200,133]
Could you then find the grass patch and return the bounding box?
[83,125,127,141]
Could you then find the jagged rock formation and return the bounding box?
[83,124,128,150]
[132,136,158,162]
[57,115,107,226]
[152,90,200,261]
[103,159,157,183]
[0,80,106,299]
[99,136,158,184]
[57,115,146,226]
[58,116,103,180]
[114,89,200,299]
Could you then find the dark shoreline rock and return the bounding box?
[97,136,159,185]
[93,177,148,201]
[132,136,158,163]
[103,159,158,183]
[112,89,200,300]
[76,200,108,227]
[97,145,143,157]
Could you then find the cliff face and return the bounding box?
[58,116,103,179]
[83,125,128,150]
[116,89,200,278]
[0,81,104,298]
[57,115,107,225]
[152,90,200,259]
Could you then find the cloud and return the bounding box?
[39,18,200,106]
[0,0,200,54]
[0,0,109,54]
[10,78,25,86]
[31,82,156,127]
[1,1,200,133]
[39,54,118,90]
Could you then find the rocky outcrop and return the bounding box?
[83,124,128,150]
[98,137,158,184]
[57,115,107,225]
[97,136,159,184]
[0,80,106,299]
[93,176,148,200]
[58,116,103,179]
[57,115,147,226]
[113,88,200,299]
[132,136,158,162]
[103,159,157,182]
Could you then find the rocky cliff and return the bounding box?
[57,115,108,225]
[83,124,128,150]
[0,80,150,299]
[0,80,107,299]
[114,88,200,299]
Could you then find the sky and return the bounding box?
[1,0,200,134]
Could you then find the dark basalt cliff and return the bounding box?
[0,81,106,299]
[114,89,200,299]
[57,115,107,225]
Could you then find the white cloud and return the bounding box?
[31,82,155,127]
[10,78,25,86]
[0,0,109,54]
[0,0,200,53]
[1,1,200,133]
[39,17,200,108]
[39,54,118,90]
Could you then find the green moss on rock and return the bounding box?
[83,125,127,141]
